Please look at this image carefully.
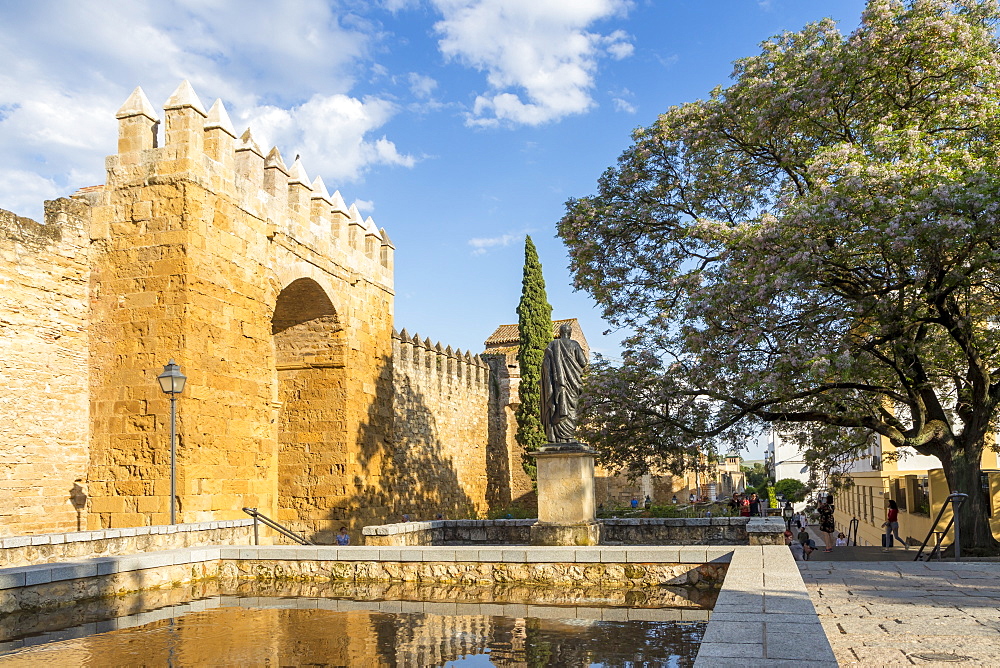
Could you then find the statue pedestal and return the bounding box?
[529,443,601,546]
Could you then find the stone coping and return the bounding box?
[0,520,253,549]
[362,519,535,536]
[694,545,837,666]
[362,516,762,536]
[361,517,760,536]
[0,545,734,591]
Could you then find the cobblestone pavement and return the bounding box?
[800,561,1000,666]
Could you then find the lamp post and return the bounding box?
[157,359,186,524]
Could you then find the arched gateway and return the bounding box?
[82,82,396,538]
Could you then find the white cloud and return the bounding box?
[432,0,634,127]
[0,169,63,219]
[612,97,636,114]
[354,199,376,213]
[468,232,522,255]
[0,0,410,219]
[408,73,439,99]
[610,87,636,114]
[241,94,416,184]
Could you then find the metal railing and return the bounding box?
[913,492,968,562]
[848,517,859,546]
[242,507,314,545]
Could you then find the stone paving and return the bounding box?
[694,546,837,666]
[800,560,1000,666]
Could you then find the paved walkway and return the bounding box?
[800,560,1000,666]
[803,544,914,562]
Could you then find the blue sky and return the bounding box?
[0,0,868,375]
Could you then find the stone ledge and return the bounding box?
[693,545,837,666]
[0,520,254,549]
[0,544,734,591]
[0,522,255,569]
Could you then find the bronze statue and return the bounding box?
[541,323,588,443]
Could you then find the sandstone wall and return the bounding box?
[0,82,507,540]
[84,83,395,537]
[391,330,490,521]
[0,201,91,536]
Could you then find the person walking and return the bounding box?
[748,493,761,517]
[739,495,751,517]
[882,499,908,551]
[817,494,836,553]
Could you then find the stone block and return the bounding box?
[677,548,708,563]
[51,562,99,581]
[599,548,626,563]
[626,548,679,563]
[702,621,763,644]
[337,548,380,561]
[696,642,765,660]
[0,569,26,589]
[23,565,53,586]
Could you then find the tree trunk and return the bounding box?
[942,446,998,553]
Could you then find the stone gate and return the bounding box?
[1,82,493,542]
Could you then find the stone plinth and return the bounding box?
[529,443,600,546]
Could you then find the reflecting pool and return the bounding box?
[0,581,712,667]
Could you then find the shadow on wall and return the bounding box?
[485,364,512,510]
[315,354,479,544]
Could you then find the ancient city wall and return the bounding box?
[0,201,91,537]
[391,329,490,520]
[0,81,505,540]
[82,82,395,537]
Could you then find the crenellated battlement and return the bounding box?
[392,327,490,388]
[99,81,393,284]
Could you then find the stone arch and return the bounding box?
[272,277,348,542]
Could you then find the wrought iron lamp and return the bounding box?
[157,359,186,524]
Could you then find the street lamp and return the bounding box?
[157,359,186,524]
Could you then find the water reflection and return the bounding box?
[0,582,710,667]
[0,607,704,667]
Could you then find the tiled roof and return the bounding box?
[484,318,577,346]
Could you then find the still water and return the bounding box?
[0,581,711,667]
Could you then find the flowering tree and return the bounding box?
[559,0,1000,549]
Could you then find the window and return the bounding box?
[981,472,993,519]
[893,478,907,511]
[912,477,930,516]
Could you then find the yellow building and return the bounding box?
[833,436,1000,548]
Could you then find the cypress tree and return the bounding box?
[515,235,553,476]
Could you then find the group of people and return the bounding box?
[782,494,838,560]
[728,492,769,517]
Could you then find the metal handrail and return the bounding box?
[913,492,968,562]
[848,517,859,546]
[242,507,314,545]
